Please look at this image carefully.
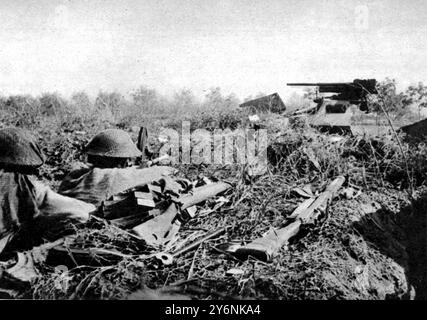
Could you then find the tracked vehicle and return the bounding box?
[288,79,392,135]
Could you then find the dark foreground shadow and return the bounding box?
[353,191,427,299]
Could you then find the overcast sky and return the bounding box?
[0,0,426,99]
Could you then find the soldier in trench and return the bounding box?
[0,127,95,256]
[58,128,175,207]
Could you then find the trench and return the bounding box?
[354,190,427,299]
[402,193,427,299]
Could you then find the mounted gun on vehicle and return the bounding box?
[287,79,387,135]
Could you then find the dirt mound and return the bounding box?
[4,119,427,300]
[24,173,416,300]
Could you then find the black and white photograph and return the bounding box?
[0,0,426,308]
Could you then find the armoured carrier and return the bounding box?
[288,79,392,135]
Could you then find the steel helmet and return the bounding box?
[85,129,142,158]
[0,127,45,168]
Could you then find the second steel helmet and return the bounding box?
[0,127,45,168]
[85,129,142,158]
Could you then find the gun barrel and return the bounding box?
[287,79,377,95]
[287,83,352,87]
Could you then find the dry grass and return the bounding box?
[2,91,427,299]
[25,121,426,300]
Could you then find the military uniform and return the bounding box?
[0,128,95,254]
[58,129,176,206]
[58,165,175,206]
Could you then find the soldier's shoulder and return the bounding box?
[66,163,93,178]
